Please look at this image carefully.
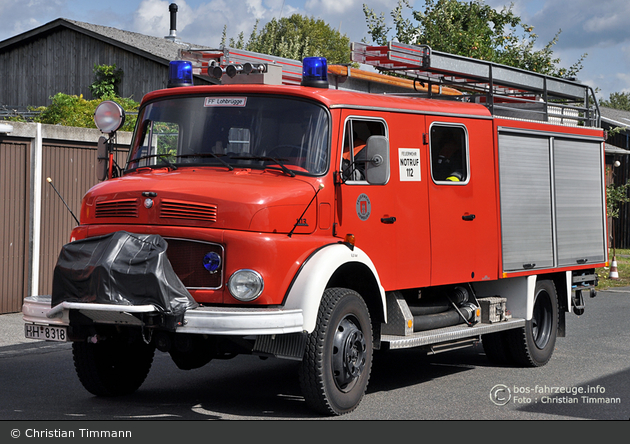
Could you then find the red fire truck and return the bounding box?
[23,43,606,415]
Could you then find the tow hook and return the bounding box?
[572,290,586,316]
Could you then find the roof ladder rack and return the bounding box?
[351,41,600,127]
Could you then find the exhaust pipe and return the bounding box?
[165,3,179,41]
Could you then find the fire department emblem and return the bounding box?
[356,193,371,221]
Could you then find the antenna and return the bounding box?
[288,183,324,238]
[46,177,80,225]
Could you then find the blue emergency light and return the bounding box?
[202,251,221,273]
[301,57,329,88]
[168,60,193,88]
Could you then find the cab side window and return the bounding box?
[430,124,468,183]
[342,118,386,182]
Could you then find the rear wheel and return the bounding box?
[73,336,155,396]
[299,288,373,415]
[508,279,558,367]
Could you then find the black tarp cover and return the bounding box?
[52,231,198,324]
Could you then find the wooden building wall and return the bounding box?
[603,123,630,250]
[0,28,172,107]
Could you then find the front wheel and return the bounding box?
[299,288,373,416]
[509,279,558,367]
[73,337,155,396]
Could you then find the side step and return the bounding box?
[379,290,525,351]
[428,338,478,355]
[381,317,525,350]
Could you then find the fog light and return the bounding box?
[202,252,221,273]
[228,269,264,301]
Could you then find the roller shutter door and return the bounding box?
[498,133,554,272]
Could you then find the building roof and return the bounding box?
[599,107,630,155]
[600,106,630,129]
[0,17,209,66]
[605,142,630,155]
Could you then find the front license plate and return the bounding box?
[24,324,68,342]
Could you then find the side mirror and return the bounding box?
[96,136,109,181]
[365,135,390,185]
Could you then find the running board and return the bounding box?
[381,318,526,350]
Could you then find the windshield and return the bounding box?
[126,95,330,176]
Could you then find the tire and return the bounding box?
[73,337,155,396]
[508,279,558,367]
[299,288,373,416]
[482,331,514,366]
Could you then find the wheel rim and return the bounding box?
[532,289,553,349]
[331,315,367,392]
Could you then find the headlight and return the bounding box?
[228,269,264,301]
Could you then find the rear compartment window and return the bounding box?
[430,124,469,183]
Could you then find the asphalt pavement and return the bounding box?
[1,288,628,421]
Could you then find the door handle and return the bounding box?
[462,214,476,221]
[381,217,397,224]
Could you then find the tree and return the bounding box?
[600,92,630,111]
[223,14,352,64]
[89,64,123,99]
[363,0,585,78]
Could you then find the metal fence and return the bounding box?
[0,105,41,121]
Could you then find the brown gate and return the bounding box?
[1,122,131,314]
[36,142,129,297]
[0,138,30,314]
[37,141,100,297]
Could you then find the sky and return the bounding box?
[1,0,629,101]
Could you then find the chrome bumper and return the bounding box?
[22,295,304,336]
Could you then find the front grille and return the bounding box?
[160,200,218,222]
[95,199,138,218]
[165,238,223,289]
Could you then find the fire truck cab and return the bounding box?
[23,43,606,416]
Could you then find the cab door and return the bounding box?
[334,113,398,289]
[426,117,499,285]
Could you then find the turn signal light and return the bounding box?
[344,233,356,247]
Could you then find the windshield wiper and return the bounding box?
[231,155,296,177]
[175,152,234,171]
[130,153,178,170]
